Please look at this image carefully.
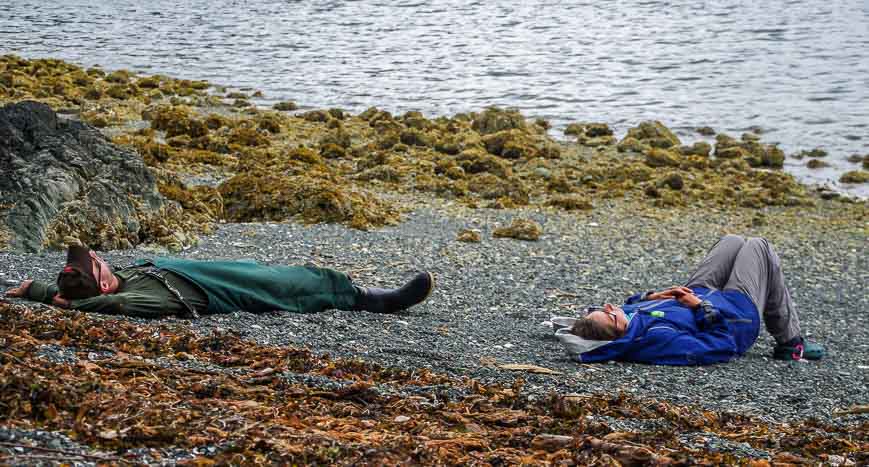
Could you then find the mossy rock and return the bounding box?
[645,148,681,167]
[679,141,712,157]
[840,170,869,184]
[104,69,132,84]
[273,101,298,111]
[302,110,330,122]
[320,127,352,148]
[625,121,681,149]
[228,126,269,147]
[149,105,210,139]
[287,147,323,165]
[565,122,614,147]
[806,159,830,169]
[256,114,283,133]
[137,76,162,89]
[547,194,592,211]
[414,175,468,198]
[219,172,399,230]
[795,148,828,159]
[617,137,648,154]
[400,128,435,147]
[204,114,230,130]
[493,218,542,241]
[319,143,347,159]
[106,84,133,100]
[356,166,404,183]
[715,146,749,160]
[696,126,715,136]
[468,173,529,205]
[658,173,684,191]
[456,148,513,178]
[471,107,527,135]
[328,108,346,120]
[482,129,538,159]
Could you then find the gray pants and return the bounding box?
[685,235,800,344]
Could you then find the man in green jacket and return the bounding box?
[4,246,434,318]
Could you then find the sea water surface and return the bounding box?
[1,0,867,196]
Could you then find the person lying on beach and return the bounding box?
[4,245,434,318]
[553,235,825,365]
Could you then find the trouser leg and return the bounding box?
[274,265,360,312]
[684,234,746,290]
[723,237,801,344]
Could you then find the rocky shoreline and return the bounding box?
[0,56,867,464]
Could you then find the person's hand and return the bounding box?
[51,294,70,308]
[4,280,33,298]
[672,289,702,309]
[648,286,692,301]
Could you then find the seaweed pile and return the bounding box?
[2,55,865,253]
[1,302,864,465]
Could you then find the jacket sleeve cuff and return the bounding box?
[696,300,721,326]
[25,281,59,304]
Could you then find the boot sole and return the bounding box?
[417,271,435,305]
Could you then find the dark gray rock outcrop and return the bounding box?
[0,101,165,252]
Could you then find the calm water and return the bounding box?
[2,0,868,196]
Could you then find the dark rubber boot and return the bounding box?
[355,272,434,313]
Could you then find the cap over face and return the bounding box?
[57,245,118,299]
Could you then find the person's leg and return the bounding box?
[684,234,747,290]
[353,271,435,313]
[722,237,800,344]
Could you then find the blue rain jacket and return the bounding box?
[576,287,760,365]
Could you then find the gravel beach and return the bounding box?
[3,196,866,431]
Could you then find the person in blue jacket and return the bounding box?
[555,235,825,364]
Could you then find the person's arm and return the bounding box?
[17,280,58,304]
[68,292,180,319]
[625,286,693,305]
[625,324,738,365]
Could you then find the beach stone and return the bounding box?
[456,229,481,243]
[0,101,165,252]
[493,218,542,241]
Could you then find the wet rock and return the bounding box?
[623,121,681,149]
[301,110,330,123]
[492,218,542,241]
[645,148,681,168]
[696,126,716,136]
[471,107,527,135]
[795,148,828,159]
[272,101,298,111]
[839,170,869,184]
[564,122,615,147]
[659,173,684,191]
[680,141,712,157]
[0,101,179,252]
[455,148,513,178]
[616,137,648,154]
[456,229,481,243]
[806,159,830,169]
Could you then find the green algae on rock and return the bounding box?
[840,170,869,184]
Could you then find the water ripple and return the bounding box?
[0,0,867,196]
